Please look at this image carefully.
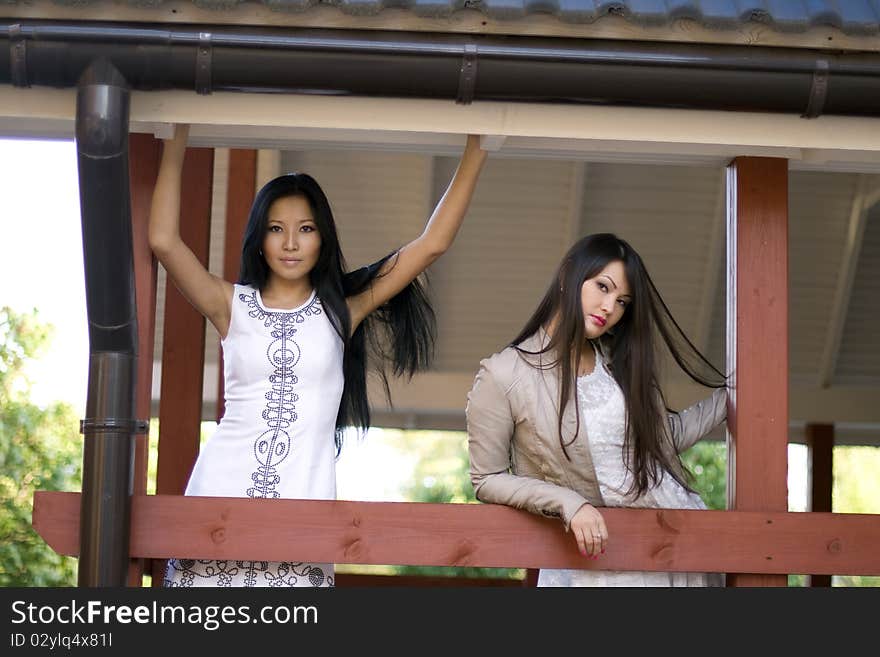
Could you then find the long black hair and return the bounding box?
[238,172,435,454]
[511,233,726,498]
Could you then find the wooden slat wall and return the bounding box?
[836,210,880,383]
[432,157,573,371]
[788,173,857,380]
[726,157,790,587]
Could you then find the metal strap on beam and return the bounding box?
[9,23,28,88]
[196,32,212,96]
[456,43,478,105]
[803,59,829,118]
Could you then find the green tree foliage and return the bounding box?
[834,446,880,515]
[831,446,880,587]
[681,440,727,510]
[0,307,81,586]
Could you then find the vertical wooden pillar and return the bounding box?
[806,423,834,587]
[216,149,257,421]
[726,157,789,587]
[126,133,161,586]
[151,146,214,584]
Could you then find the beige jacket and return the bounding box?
[466,332,728,530]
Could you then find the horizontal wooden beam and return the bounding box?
[33,492,880,576]
[6,89,880,174]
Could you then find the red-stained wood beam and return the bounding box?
[216,148,256,422]
[127,133,161,586]
[152,146,214,585]
[33,492,880,576]
[155,146,214,496]
[726,157,789,587]
[524,568,538,587]
[807,423,835,587]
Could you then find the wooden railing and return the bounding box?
[32,491,880,577]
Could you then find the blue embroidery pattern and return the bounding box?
[238,290,322,499]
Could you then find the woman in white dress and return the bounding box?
[150,125,487,587]
[466,233,728,586]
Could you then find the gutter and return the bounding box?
[3,20,880,117]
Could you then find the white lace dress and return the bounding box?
[164,284,343,587]
[538,347,721,587]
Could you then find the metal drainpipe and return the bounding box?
[75,59,146,586]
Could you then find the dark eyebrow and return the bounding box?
[267,218,313,225]
[600,274,618,289]
[600,274,632,299]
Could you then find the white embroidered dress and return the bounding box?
[538,345,720,587]
[164,284,344,587]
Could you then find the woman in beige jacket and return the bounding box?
[466,233,728,586]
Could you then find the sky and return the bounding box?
[0,136,807,509]
[0,137,89,413]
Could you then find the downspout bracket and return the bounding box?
[9,24,29,88]
[802,59,829,119]
[196,32,212,96]
[80,418,150,435]
[456,43,478,105]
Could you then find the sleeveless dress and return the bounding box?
[538,346,722,587]
[164,284,344,587]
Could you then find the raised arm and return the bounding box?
[347,135,488,331]
[148,124,233,337]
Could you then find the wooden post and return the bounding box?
[726,157,789,587]
[126,133,161,586]
[151,146,214,584]
[806,423,834,587]
[216,149,257,422]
